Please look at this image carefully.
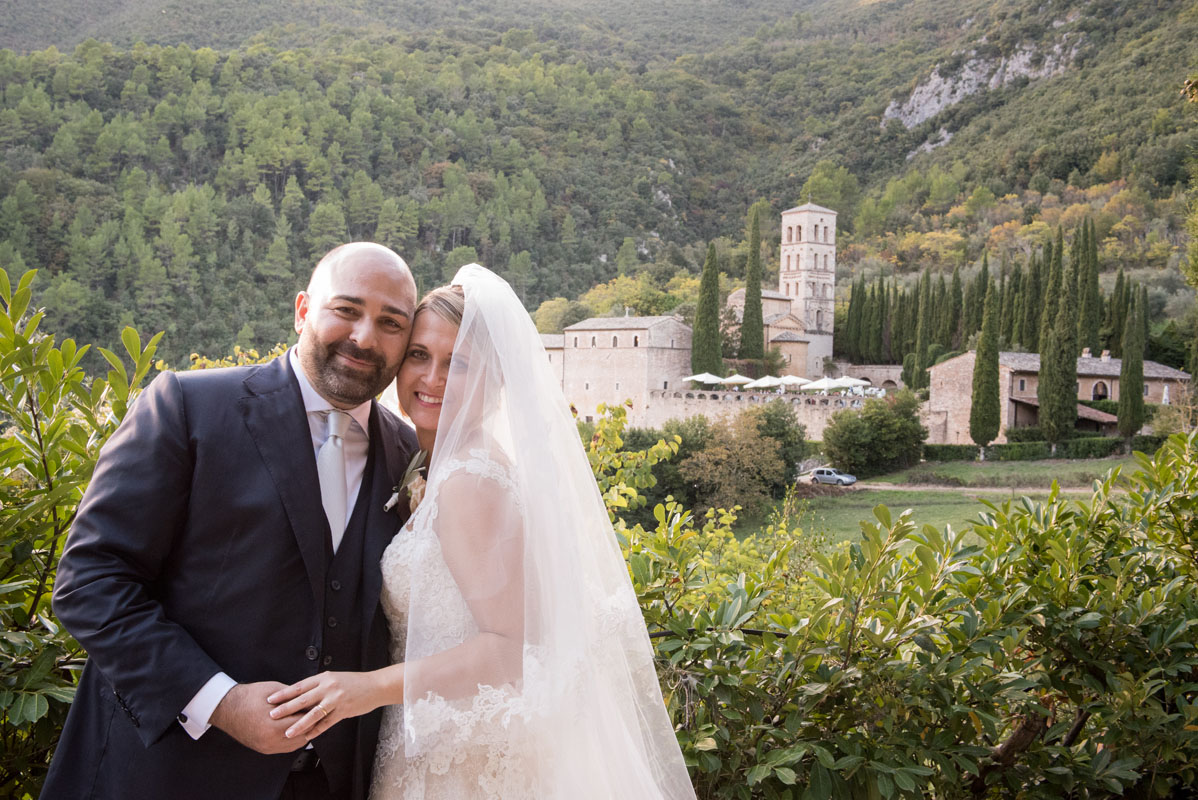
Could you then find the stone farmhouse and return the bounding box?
[925,349,1192,445]
[543,204,845,434]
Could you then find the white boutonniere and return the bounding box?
[385,450,428,514]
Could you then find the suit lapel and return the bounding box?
[240,355,327,612]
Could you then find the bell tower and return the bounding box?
[779,203,836,376]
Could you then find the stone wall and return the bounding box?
[833,362,905,388]
[637,389,860,439]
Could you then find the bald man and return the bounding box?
[46,243,421,800]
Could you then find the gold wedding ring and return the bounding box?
[315,703,330,719]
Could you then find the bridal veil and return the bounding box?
[398,264,695,798]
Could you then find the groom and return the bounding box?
[44,242,420,800]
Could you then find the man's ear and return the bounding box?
[294,291,310,334]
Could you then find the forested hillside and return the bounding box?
[0,0,1193,366]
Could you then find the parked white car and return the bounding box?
[811,467,857,486]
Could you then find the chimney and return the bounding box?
[1081,347,1091,358]
[1100,350,1111,361]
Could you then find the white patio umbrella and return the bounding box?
[743,375,784,390]
[838,376,870,387]
[682,372,724,384]
[779,375,811,388]
[801,376,840,391]
[719,373,754,386]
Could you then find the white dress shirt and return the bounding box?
[178,349,373,740]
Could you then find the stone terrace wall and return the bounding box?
[638,390,861,440]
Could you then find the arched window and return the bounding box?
[633,335,640,347]
[823,254,828,269]
[1092,381,1109,401]
[786,226,792,243]
[612,336,618,347]
[816,309,824,328]
[824,226,829,243]
[811,253,817,268]
[797,227,802,242]
[573,337,578,347]
[591,336,596,348]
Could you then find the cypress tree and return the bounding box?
[1020,252,1041,352]
[892,290,907,364]
[970,281,1001,447]
[692,243,723,375]
[848,275,866,362]
[1118,295,1145,440]
[1039,231,1063,350]
[1001,263,1021,346]
[948,265,963,349]
[1040,238,1079,449]
[913,269,932,389]
[739,206,764,360]
[880,279,893,362]
[1140,285,1150,351]
[868,274,885,363]
[1077,218,1102,355]
[931,274,947,348]
[1110,271,1129,357]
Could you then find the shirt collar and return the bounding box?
[289,348,372,437]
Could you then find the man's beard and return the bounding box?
[303,339,392,406]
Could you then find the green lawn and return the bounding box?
[869,455,1139,489]
[796,488,1051,547]
[735,456,1143,547]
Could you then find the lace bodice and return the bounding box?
[371,450,537,800]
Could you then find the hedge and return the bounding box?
[984,441,1054,461]
[922,443,978,461]
[1057,436,1124,459]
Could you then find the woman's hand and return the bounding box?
[267,671,387,741]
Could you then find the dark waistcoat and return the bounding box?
[312,443,377,795]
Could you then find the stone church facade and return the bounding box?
[546,204,842,432]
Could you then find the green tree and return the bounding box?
[1118,296,1146,441]
[739,206,764,360]
[1039,248,1079,449]
[1074,219,1100,355]
[970,282,1000,447]
[823,390,926,478]
[691,243,723,376]
[616,236,639,276]
[678,412,784,514]
[307,200,348,259]
[912,269,932,389]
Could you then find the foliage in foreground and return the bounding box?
[591,407,1198,798]
[4,265,1198,798]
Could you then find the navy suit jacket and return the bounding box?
[44,354,418,800]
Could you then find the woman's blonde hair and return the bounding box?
[414,284,465,327]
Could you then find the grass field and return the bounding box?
[870,455,1139,489]
[795,488,1051,547]
[735,456,1142,547]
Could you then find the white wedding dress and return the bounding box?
[370,451,537,799]
[368,264,696,800]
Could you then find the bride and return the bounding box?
[268,265,696,799]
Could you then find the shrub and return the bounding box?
[1057,436,1124,459]
[985,441,1053,460]
[1004,425,1044,442]
[823,390,926,478]
[679,413,785,515]
[922,443,978,461]
[600,417,1198,798]
[1130,433,1168,454]
[0,270,161,797]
